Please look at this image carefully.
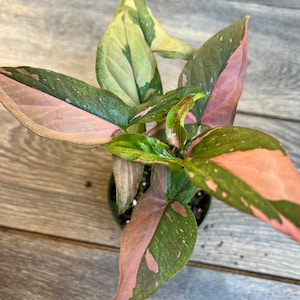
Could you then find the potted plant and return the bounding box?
[0,0,299,299]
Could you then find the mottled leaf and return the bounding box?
[185,126,300,242]
[112,155,144,214]
[96,5,162,106]
[103,134,182,166]
[179,17,249,125]
[166,93,206,150]
[115,165,197,299]
[0,69,121,145]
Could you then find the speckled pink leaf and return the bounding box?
[115,166,167,300]
[209,149,300,241]
[185,126,300,242]
[0,70,120,145]
[115,165,197,299]
[201,18,248,127]
[179,17,249,126]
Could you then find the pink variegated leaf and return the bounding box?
[115,165,197,299]
[201,20,248,127]
[0,67,130,145]
[184,126,300,242]
[179,17,249,126]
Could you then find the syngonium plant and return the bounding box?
[1,0,300,299]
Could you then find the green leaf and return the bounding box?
[185,123,211,142]
[166,93,207,151]
[184,126,300,242]
[188,126,284,159]
[130,86,206,125]
[96,5,162,106]
[103,134,182,166]
[179,17,249,123]
[0,67,131,129]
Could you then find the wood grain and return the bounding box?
[1,231,300,300]
[0,0,300,299]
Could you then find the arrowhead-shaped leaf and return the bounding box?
[96,4,162,106]
[0,68,127,145]
[115,165,197,299]
[184,126,300,242]
[179,17,249,125]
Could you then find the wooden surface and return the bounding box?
[0,0,300,299]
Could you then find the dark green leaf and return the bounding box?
[130,86,206,125]
[188,126,285,160]
[167,168,198,205]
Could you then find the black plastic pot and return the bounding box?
[108,166,211,228]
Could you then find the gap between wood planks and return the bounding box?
[1,225,299,286]
[237,111,300,123]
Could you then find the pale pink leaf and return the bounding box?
[115,165,168,300]
[0,73,119,145]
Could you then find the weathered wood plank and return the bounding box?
[226,0,300,10]
[0,231,119,300]
[1,231,300,300]
[0,0,299,119]
[0,107,121,246]
[193,199,300,280]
